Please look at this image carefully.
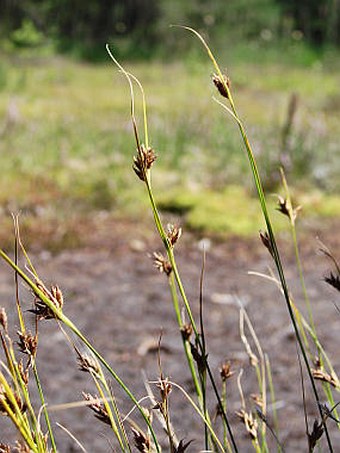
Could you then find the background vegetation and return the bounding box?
[2,0,340,58]
[0,0,339,249]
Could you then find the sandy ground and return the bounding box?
[0,217,339,452]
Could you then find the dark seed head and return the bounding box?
[17,331,38,357]
[133,145,157,181]
[131,427,150,453]
[212,73,231,99]
[220,361,234,381]
[152,252,172,276]
[259,230,274,258]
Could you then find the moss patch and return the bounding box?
[159,185,339,237]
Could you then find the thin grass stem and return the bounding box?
[32,360,57,453]
[0,248,161,453]
[179,27,333,451]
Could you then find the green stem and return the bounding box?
[58,314,160,452]
[179,27,333,451]
[0,249,161,453]
[32,361,57,453]
[168,273,203,403]
[144,179,238,452]
[93,375,126,451]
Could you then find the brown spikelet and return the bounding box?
[15,441,31,453]
[131,427,150,452]
[276,195,301,222]
[312,367,339,388]
[308,419,324,452]
[251,393,264,409]
[220,361,234,382]
[174,439,193,452]
[152,252,172,276]
[82,392,111,425]
[236,409,258,441]
[259,230,274,258]
[156,377,172,401]
[180,323,193,342]
[0,443,11,453]
[18,360,29,386]
[167,223,182,247]
[133,144,157,181]
[212,73,231,99]
[77,353,101,375]
[29,280,64,320]
[17,331,38,357]
[276,195,290,218]
[324,272,340,292]
[190,341,207,375]
[0,386,26,416]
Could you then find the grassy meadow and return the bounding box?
[0,50,339,249]
[1,32,340,450]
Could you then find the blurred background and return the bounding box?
[1,2,340,450]
[0,0,339,249]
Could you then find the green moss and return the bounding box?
[159,186,340,237]
[159,186,287,236]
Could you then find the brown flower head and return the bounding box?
[174,439,193,452]
[276,195,301,222]
[236,409,258,441]
[251,393,264,409]
[220,361,234,382]
[18,360,29,386]
[77,353,101,375]
[14,441,31,453]
[131,427,150,453]
[324,272,340,292]
[259,230,274,258]
[152,252,172,276]
[133,144,157,181]
[212,73,231,99]
[312,367,339,389]
[0,386,26,416]
[308,419,324,452]
[167,223,182,247]
[29,280,64,320]
[276,195,290,218]
[156,377,172,401]
[180,323,193,342]
[17,331,38,357]
[82,392,111,425]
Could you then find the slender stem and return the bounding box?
[177,26,333,451]
[0,371,37,450]
[58,314,161,452]
[0,249,161,453]
[93,375,126,451]
[32,361,57,453]
[144,179,238,452]
[234,113,333,452]
[265,356,281,453]
[168,272,203,403]
[199,253,208,451]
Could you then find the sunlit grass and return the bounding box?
[0,54,339,247]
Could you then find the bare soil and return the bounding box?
[0,217,339,452]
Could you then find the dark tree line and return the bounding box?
[1,0,160,56]
[276,0,340,46]
[1,0,340,57]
